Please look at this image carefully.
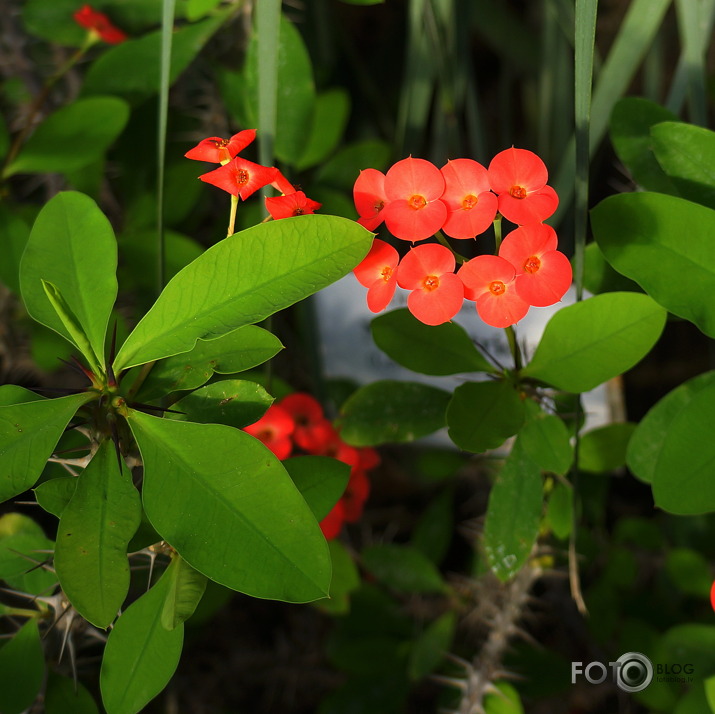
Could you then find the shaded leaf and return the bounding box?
[161,555,208,630]
[283,456,350,521]
[579,422,636,473]
[361,544,445,594]
[0,619,44,714]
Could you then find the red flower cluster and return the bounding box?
[243,393,377,540]
[73,5,127,44]
[185,131,321,220]
[353,148,572,328]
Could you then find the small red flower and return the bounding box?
[243,405,295,460]
[458,254,530,328]
[265,191,321,219]
[710,580,715,612]
[185,129,257,164]
[354,168,388,231]
[353,238,400,313]
[199,157,278,200]
[397,243,464,326]
[271,170,296,196]
[73,4,127,44]
[440,159,498,239]
[488,148,559,225]
[498,224,572,306]
[279,393,331,453]
[383,157,447,242]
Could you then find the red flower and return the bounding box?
[342,469,370,523]
[185,129,257,164]
[73,4,127,44]
[498,224,572,306]
[265,191,321,219]
[279,393,331,453]
[320,500,345,540]
[458,255,530,328]
[397,243,464,326]
[353,239,400,313]
[271,170,296,196]
[354,168,388,231]
[488,148,558,225]
[440,159,498,239]
[243,405,295,460]
[383,157,447,241]
[199,157,278,200]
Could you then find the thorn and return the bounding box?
[444,652,473,670]
[128,401,185,416]
[57,357,89,380]
[71,355,95,383]
[430,675,467,691]
[109,423,124,474]
[107,321,118,386]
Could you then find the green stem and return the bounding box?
[434,231,467,264]
[504,324,522,372]
[493,214,503,252]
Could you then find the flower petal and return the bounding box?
[396,243,456,290]
[488,147,548,195]
[407,271,464,325]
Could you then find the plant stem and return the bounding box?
[434,230,467,264]
[504,324,522,371]
[227,194,238,236]
[492,213,503,251]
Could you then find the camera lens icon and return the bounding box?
[615,652,653,692]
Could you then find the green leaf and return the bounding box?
[705,675,715,713]
[361,544,445,594]
[114,215,372,371]
[100,568,184,714]
[54,441,141,628]
[578,422,636,473]
[137,325,283,401]
[0,385,45,406]
[371,308,493,375]
[315,540,360,615]
[283,456,350,521]
[650,121,715,209]
[128,411,331,602]
[339,380,450,446]
[168,380,273,428]
[665,548,712,597]
[609,97,679,193]
[45,672,99,714]
[0,513,56,594]
[82,13,230,102]
[0,203,30,294]
[546,481,573,540]
[522,292,666,392]
[0,619,44,714]
[20,192,118,369]
[591,193,715,337]
[447,380,526,454]
[408,611,457,681]
[583,242,642,295]
[518,409,573,476]
[296,88,351,170]
[34,476,77,518]
[410,488,454,564]
[3,97,130,178]
[22,0,89,46]
[161,555,208,630]
[315,139,392,190]
[650,379,715,514]
[0,392,93,502]
[241,14,315,165]
[627,370,715,484]
[483,440,543,581]
[485,682,525,714]
[186,0,222,20]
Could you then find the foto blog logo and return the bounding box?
[571,652,654,693]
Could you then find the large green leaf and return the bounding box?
[371,308,493,375]
[3,97,130,178]
[579,422,636,473]
[240,14,315,165]
[0,513,56,594]
[447,380,526,453]
[137,326,282,400]
[0,392,93,502]
[128,411,331,602]
[627,370,715,484]
[114,215,371,371]
[649,379,715,514]
[82,12,230,102]
[591,193,715,337]
[518,407,573,476]
[283,456,350,521]
[295,88,350,171]
[54,440,141,628]
[44,672,99,714]
[100,568,184,714]
[609,97,679,194]
[20,192,118,369]
[168,380,273,428]
[483,440,543,581]
[339,381,451,446]
[522,292,666,393]
[650,121,715,209]
[0,619,44,714]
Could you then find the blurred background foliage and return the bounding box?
[1,0,715,713]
